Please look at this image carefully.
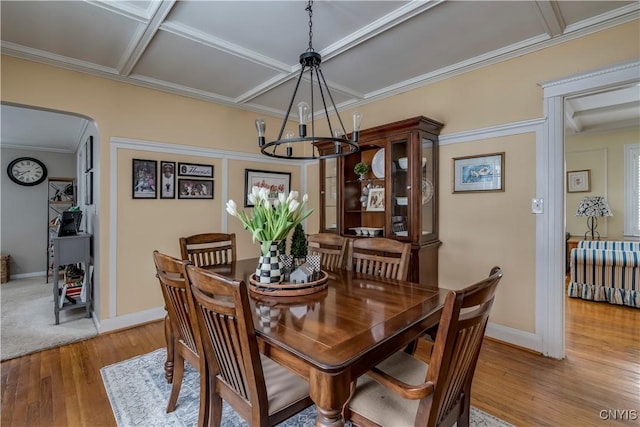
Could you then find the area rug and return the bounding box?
[1,276,97,360]
[101,348,513,427]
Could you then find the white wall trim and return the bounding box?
[108,137,306,325]
[439,118,545,145]
[485,322,542,353]
[10,271,47,280]
[96,306,166,334]
[540,59,640,359]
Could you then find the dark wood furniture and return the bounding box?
[152,251,201,415]
[346,266,503,427]
[185,264,313,426]
[346,237,411,281]
[179,232,236,268]
[319,116,443,286]
[51,233,91,325]
[209,258,447,427]
[306,233,348,271]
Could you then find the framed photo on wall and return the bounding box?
[132,159,157,199]
[178,162,214,178]
[177,179,214,199]
[85,135,93,172]
[244,169,291,207]
[567,170,590,193]
[85,172,93,205]
[453,152,504,193]
[160,161,176,199]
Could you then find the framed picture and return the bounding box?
[567,170,590,193]
[178,179,214,199]
[244,169,291,207]
[132,159,157,199]
[178,162,214,178]
[85,135,93,172]
[85,172,93,205]
[366,187,385,211]
[160,161,176,199]
[453,152,504,193]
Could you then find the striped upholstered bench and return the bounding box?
[568,241,640,308]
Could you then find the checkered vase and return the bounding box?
[256,242,283,284]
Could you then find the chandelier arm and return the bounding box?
[309,65,319,158]
[317,68,349,138]
[279,66,308,141]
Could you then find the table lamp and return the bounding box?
[576,196,612,240]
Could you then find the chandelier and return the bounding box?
[256,0,361,160]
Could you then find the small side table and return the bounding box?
[51,233,92,324]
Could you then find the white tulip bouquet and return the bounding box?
[226,186,313,255]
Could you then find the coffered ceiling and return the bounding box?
[1,1,638,152]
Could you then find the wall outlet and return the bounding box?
[531,198,544,214]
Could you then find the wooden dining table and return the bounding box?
[209,258,447,427]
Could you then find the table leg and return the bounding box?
[164,315,175,383]
[309,369,351,427]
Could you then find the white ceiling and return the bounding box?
[1,0,639,153]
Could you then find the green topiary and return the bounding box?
[290,223,308,263]
[354,162,370,176]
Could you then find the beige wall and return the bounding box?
[2,20,638,335]
[566,127,639,240]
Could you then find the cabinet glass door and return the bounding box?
[322,158,338,232]
[389,137,409,239]
[421,137,436,240]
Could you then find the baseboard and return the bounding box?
[10,271,47,279]
[96,307,165,334]
[485,322,542,353]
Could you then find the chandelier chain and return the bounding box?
[306,0,314,52]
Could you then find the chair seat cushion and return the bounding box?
[261,354,310,414]
[349,351,429,426]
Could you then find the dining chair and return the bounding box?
[346,237,411,281]
[152,250,203,416]
[306,233,348,271]
[185,264,313,427]
[345,266,503,427]
[179,232,236,268]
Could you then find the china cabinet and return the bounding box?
[319,116,443,286]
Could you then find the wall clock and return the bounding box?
[7,157,48,186]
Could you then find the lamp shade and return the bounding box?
[576,196,613,217]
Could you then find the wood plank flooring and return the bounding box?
[2,296,639,426]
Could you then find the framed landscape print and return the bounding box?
[453,152,504,193]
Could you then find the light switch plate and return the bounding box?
[531,198,544,214]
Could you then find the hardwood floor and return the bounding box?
[2,296,639,426]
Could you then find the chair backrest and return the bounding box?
[307,233,348,271]
[185,264,271,421]
[179,232,236,268]
[346,237,411,281]
[152,250,200,358]
[422,266,503,426]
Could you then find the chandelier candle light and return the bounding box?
[256,0,362,160]
[576,196,612,240]
[226,186,313,284]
